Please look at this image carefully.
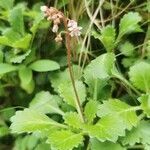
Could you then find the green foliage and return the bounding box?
[0,0,149,149]
[92,25,116,52]
[121,121,150,148]
[47,130,84,150]
[10,109,63,133]
[90,139,125,150]
[129,61,150,92]
[29,59,60,72]
[0,63,17,74]
[117,12,142,41]
[139,94,150,118]
[97,99,139,130]
[58,80,86,107]
[29,91,64,115]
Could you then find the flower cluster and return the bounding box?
[40,5,82,41]
[67,20,82,37]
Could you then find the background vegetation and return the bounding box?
[0,0,150,150]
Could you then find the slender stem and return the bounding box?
[63,18,85,123]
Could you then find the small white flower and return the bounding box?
[40,6,48,12]
[52,24,59,33]
[69,26,82,37]
[67,20,77,28]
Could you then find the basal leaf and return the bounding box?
[129,61,150,92]
[18,66,34,93]
[90,138,125,150]
[47,130,84,150]
[121,121,150,146]
[0,63,17,75]
[92,25,116,52]
[9,7,25,36]
[29,91,64,115]
[84,53,115,99]
[0,36,12,46]
[97,99,139,130]
[119,41,134,56]
[139,94,150,118]
[29,59,60,72]
[58,80,86,107]
[84,100,98,123]
[49,65,82,92]
[84,115,125,142]
[117,12,142,40]
[63,112,82,129]
[13,34,32,49]
[10,50,31,63]
[10,108,64,133]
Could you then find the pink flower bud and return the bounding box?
[52,24,59,33]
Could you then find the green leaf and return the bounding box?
[3,28,21,42]
[29,59,60,72]
[139,94,150,117]
[90,139,125,150]
[0,36,12,46]
[9,7,25,36]
[63,112,82,129]
[47,130,84,150]
[119,41,134,56]
[49,65,82,92]
[10,108,64,133]
[0,50,3,63]
[117,12,142,40]
[97,99,139,130]
[58,80,86,107]
[18,66,34,93]
[84,115,125,142]
[84,100,98,123]
[92,25,116,52]
[0,0,14,10]
[10,50,31,63]
[121,121,150,146]
[13,34,32,49]
[129,61,150,92]
[0,63,17,75]
[84,53,115,99]
[29,91,64,115]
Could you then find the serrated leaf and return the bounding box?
[10,108,64,134]
[139,94,150,117]
[119,41,134,56]
[9,7,24,36]
[49,65,82,92]
[121,121,150,146]
[63,112,82,129]
[47,130,84,150]
[84,100,98,123]
[84,115,125,142]
[29,91,64,115]
[13,34,32,49]
[90,139,125,150]
[129,61,150,92]
[117,12,142,40]
[84,53,115,99]
[10,50,31,63]
[97,99,139,130]
[58,80,86,107]
[29,59,60,72]
[92,25,116,52]
[0,63,17,75]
